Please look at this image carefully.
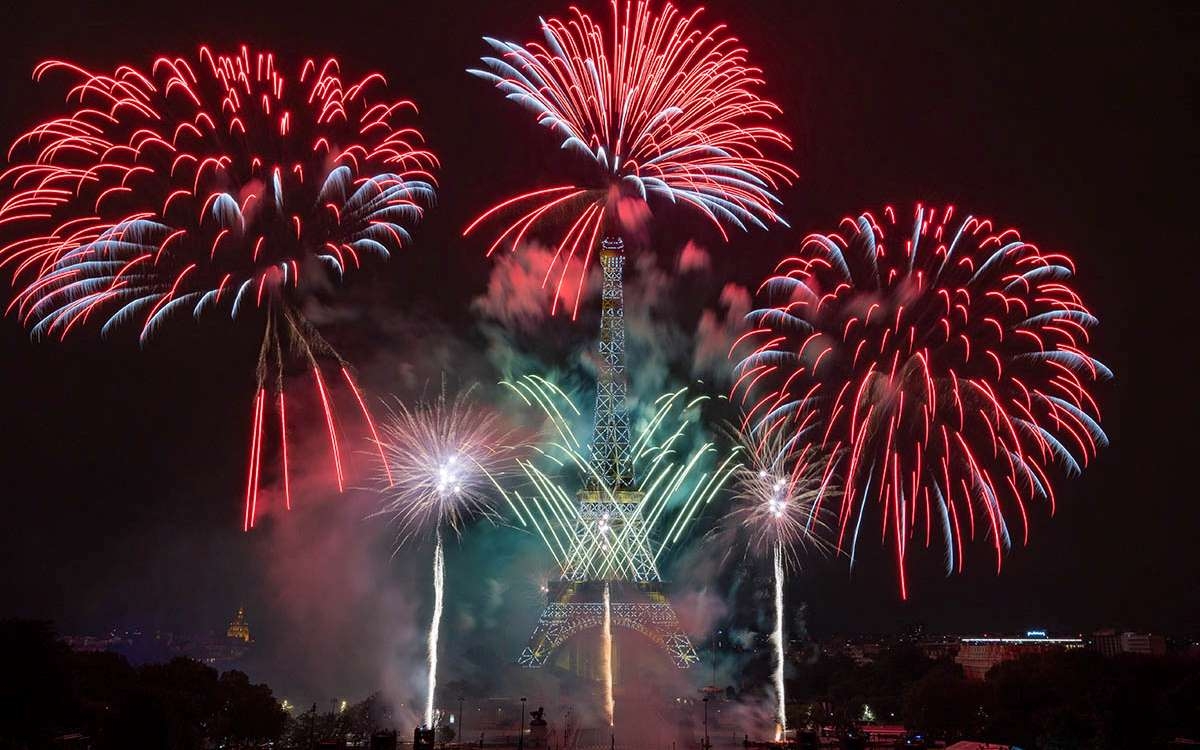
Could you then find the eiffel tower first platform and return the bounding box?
[518,237,699,670]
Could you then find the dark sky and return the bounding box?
[0,0,1196,688]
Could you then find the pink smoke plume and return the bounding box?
[473,242,599,333]
[677,241,712,273]
[692,283,752,381]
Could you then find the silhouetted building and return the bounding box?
[62,610,252,667]
[820,636,886,665]
[915,636,960,661]
[955,632,1083,680]
[62,631,132,653]
[1092,629,1167,657]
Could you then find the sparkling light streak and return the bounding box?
[772,543,785,742]
[602,580,614,727]
[425,529,445,730]
[0,46,438,524]
[735,203,1110,597]
[467,0,795,313]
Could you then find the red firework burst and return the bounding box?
[0,46,438,528]
[734,204,1110,597]
[466,0,795,316]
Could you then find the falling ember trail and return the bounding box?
[278,393,291,511]
[312,366,344,492]
[425,528,444,730]
[602,581,614,727]
[773,543,786,741]
[243,388,266,531]
[341,366,392,486]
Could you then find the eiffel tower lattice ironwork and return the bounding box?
[519,237,699,669]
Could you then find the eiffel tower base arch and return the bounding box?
[519,581,698,669]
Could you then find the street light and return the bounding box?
[702,697,709,750]
[518,697,527,750]
[458,696,464,748]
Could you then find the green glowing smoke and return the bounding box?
[497,374,741,576]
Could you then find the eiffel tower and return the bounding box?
[518,237,699,669]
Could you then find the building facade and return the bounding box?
[955,633,1084,680]
[1091,629,1167,657]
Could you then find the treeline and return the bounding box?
[785,644,1200,748]
[0,619,286,750]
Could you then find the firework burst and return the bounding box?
[375,389,522,548]
[734,203,1110,598]
[0,46,438,527]
[725,431,837,569]
[466,0,795,315]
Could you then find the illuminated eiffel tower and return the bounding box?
[518,237,699,669]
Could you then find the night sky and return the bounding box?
[0,0,1195,701]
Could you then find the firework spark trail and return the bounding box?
[0,46,437,523]
[773,542,785,742]
[714,430,834,740]
[734,203,1110,597]
[602,580,614,728]
[425,528,444,730]
[500,375,740,572]
[342,366,391,486]
[312,365,344,493]
[467,0,795,313]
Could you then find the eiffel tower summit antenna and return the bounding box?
[519,236,699,670]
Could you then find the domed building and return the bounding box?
[226,607,251,643]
